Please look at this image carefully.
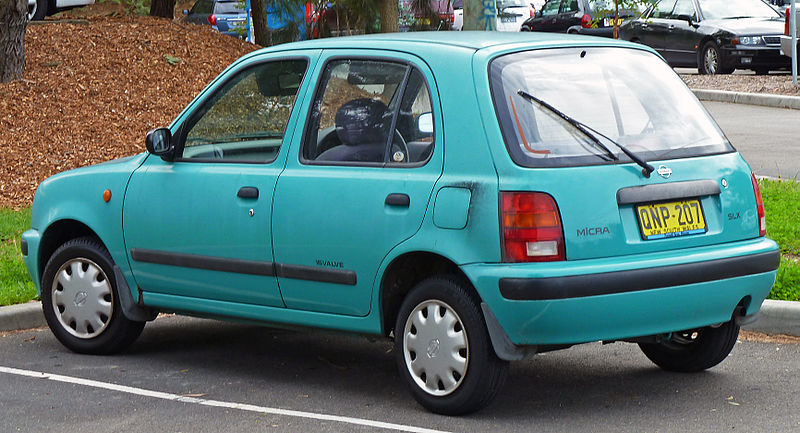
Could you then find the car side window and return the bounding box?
[650,0,677,18]
[541,0,561,16]
[191,0,213,14]
[303,59,435,165]
[181,60,307,163]
[562,0,579,13]
[668,0,696,20]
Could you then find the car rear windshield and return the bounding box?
[489,47,733,168]
[214,0,244,14]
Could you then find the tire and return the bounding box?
[394,276,508,415]
[520,26,530,32]
[41,237,145,355]
[28,0,48,21]
[698,41,732,75]
[638,320,740,373]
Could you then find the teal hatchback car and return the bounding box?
[22,32,780,415]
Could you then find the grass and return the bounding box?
[0,208,37,306]
[760,178,800,302]
[0,180,797,306]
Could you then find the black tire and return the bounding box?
[638,320,740,373]
[29,0,49,21]
[394,276,508,415]
[698,41,733,75]
[520,26,530,32]
[41,237,145,355]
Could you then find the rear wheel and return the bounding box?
[28,0,48,21]
[41,237,145,355]
[638,320,740,372]
[394,276,508,415]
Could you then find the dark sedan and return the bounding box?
[520,0,640,37]
[620,0,791,74]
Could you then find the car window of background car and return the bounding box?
[669,0,696,19]
[699,0,781,20]
[540,0,561,16]
[650,0,678,19]
[563,0,579,13]
[191,0,213,14]
[490,48,732,168]
[499,0,528,7]
[214,0,244,14]
[181,60,307,162]
[303,59,433,164]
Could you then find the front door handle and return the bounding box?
[385,193,410,207]
[237,186,259,199]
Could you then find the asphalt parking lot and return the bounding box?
[2,315,799,433]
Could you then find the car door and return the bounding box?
[556,0,581,30]
[662,0,700,66]
[271,52,444,316]
[532,0,564,31]
[123,51,319,307]
[634,0,677,58]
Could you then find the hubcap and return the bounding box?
[402,300,468,396]
[51,258,113,339]
[27,0,36,20]
[704,48,718,74]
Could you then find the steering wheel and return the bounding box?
[390,129,410,163]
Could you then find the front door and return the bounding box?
[123,54,317,307]
[271,53,444,316]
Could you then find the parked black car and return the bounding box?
[620,0,790,74]
[520,0,640,37]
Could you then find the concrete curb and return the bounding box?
[1,299,799,337]
[693,88,800,110]
[0,302,45,332]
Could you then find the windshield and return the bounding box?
[490,47,733,168]
[698,0,780,20]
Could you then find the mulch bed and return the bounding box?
[1,16,799,208]
[0,16,257,209]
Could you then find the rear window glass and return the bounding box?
[214,1,244,14]
[489,47,733,168]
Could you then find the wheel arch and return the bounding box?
[379,251,479,337]
[38,219,102,280]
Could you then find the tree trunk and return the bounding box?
[463,0,496,31]
[0,0,27,83]
[379,0,398,33]
[149,0,175,19]
[251,0,269,46]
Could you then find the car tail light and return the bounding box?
[786,8,791,36]
[501,192,565,262]
[751,173,766,237]
[581,14,592,28]
[208,14,217,26]
[529,6,535,18]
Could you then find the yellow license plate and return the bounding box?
[636,199,707,240]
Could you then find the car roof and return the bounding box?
[253,31,650,55]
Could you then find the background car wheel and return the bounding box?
[41,237,145,355]
[28,0,48,21]
[520,26,530,32]
[638,320,740,372]
[698,41,732,75]
[394,276,508,415]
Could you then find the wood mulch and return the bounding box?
[0,15,257,209]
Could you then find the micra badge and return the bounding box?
[656,165,672,179]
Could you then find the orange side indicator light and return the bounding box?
[103,189,112,203]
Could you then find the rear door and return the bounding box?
[271,52,444,316]
[661,0,701,66]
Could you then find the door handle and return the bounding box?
[385,193,410,207]
[237,186,259,199]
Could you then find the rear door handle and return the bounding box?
[385,193,410,207]
[237,186,259,199]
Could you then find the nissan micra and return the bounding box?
[21,31,780,415]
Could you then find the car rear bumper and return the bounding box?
[462,237,779,346]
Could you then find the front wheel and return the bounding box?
[41,237,145,355]
[638,320,740,372]
[698,41,733,75]
[394,277,508,415]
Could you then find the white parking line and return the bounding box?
[0,366,451,433]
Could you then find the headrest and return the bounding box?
[335,98,390,146]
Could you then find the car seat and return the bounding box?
[317,98,391,162]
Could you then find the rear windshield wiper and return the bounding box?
[517,90,655,178]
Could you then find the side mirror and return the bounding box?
[417,112,433,134]
[145,128,175,161]
[676,14,697,27]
